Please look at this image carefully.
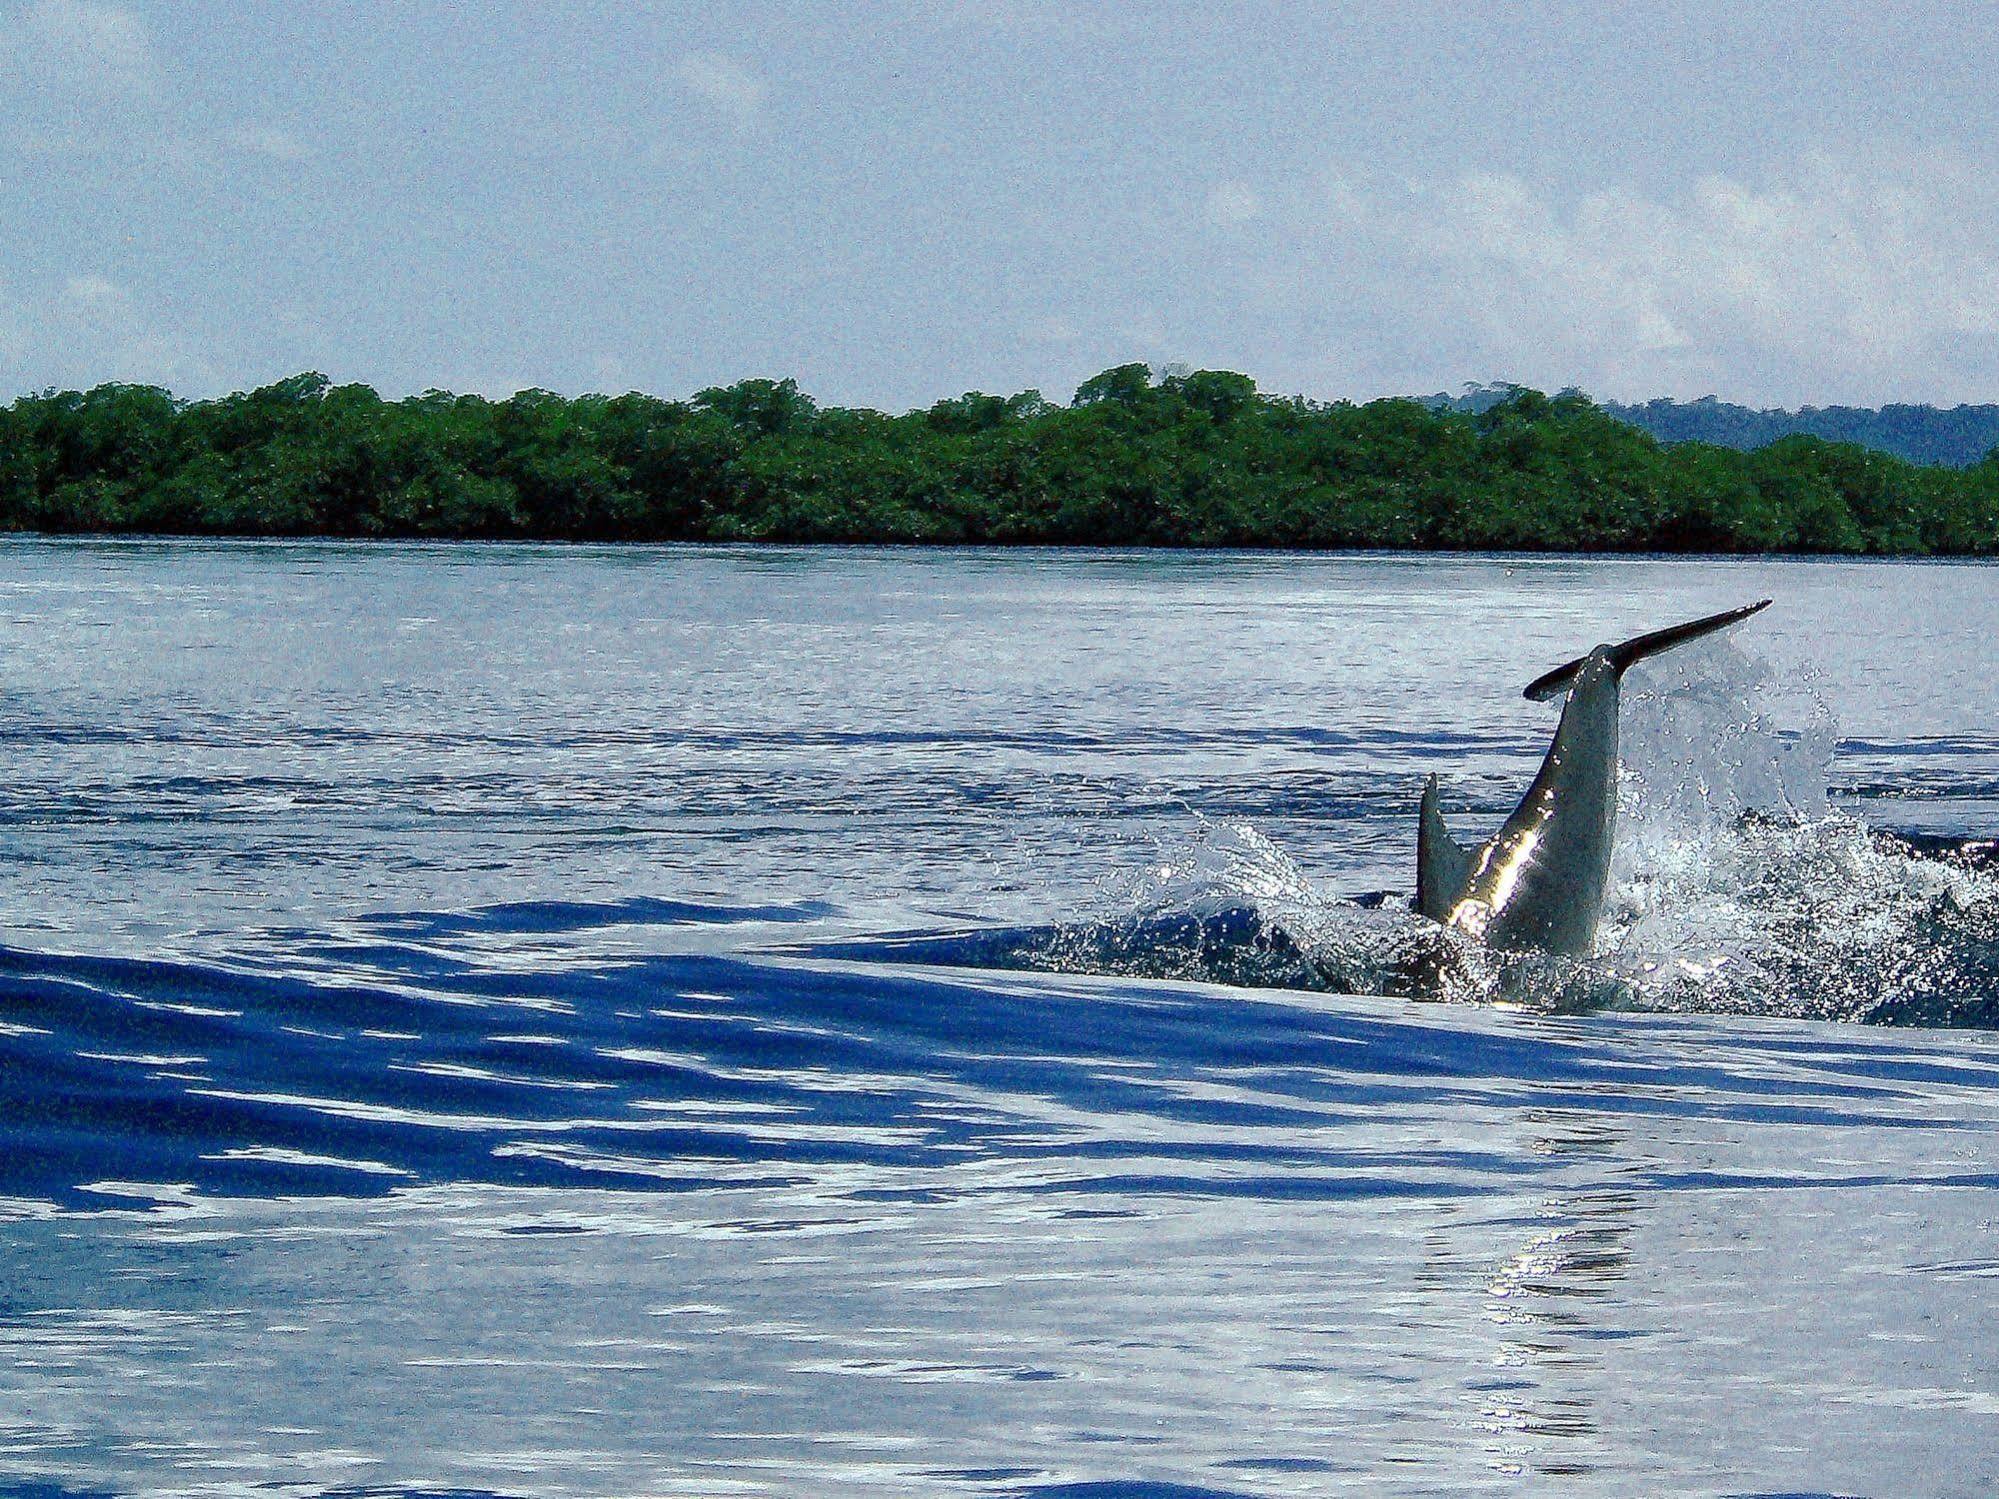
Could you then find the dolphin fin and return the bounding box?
[1522,599,1772,702]
[1416,774,1474,921]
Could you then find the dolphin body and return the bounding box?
[1416,600,1772,956]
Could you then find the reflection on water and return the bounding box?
[1470,1113,1635,1479]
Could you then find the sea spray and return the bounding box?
[1013,636,1999,1023]
[1596,639,1999,1019]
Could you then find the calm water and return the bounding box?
[2,540,1997,1497]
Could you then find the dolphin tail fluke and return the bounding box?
[1417,774,1474,921]
[1522,598,1772,702]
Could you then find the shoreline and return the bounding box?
[2,530,1992,564]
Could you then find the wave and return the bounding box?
[11,885,1999,1208]
[5,635,1999,1220]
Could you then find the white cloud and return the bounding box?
[1289,152,1999,404]
[0,290,25,367]
[435,370,534,401]
[1025,316,1079,344]
[1119,306,1171,356]
[1,1,303,168]
[0,0,164,155]
[0,274,212,392]
[678,51,766,129]
[1,0,158,97]
[1204,181,1262,228]
[61,272,118,302]
[937,0,1115,36]
[219,124,309,162]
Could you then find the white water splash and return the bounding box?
[1074,636,1999,1023]
[1016,623,1999,1024]
[1146,818,1331,941]
[1599,639,1998,1019]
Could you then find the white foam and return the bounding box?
[1086,636,1999,1023]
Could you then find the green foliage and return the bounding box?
[0,369,1992,553]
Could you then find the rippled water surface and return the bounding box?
[2,539,1998,1497]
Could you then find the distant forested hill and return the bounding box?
[1423,384,1999,468]
[1606,397,1999,468]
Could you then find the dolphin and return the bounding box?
[1416,599,1772,956]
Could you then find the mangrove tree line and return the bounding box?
[2,366,1996,553]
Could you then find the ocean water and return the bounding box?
[1,539,1997,1497]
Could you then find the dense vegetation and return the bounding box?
[1428,381,1999,470]
[3,367,1998,553]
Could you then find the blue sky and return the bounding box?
[1,0,1994,409]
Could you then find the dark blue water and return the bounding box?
[2,540,1997,1497]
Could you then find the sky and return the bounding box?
[0,0,1995,412]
